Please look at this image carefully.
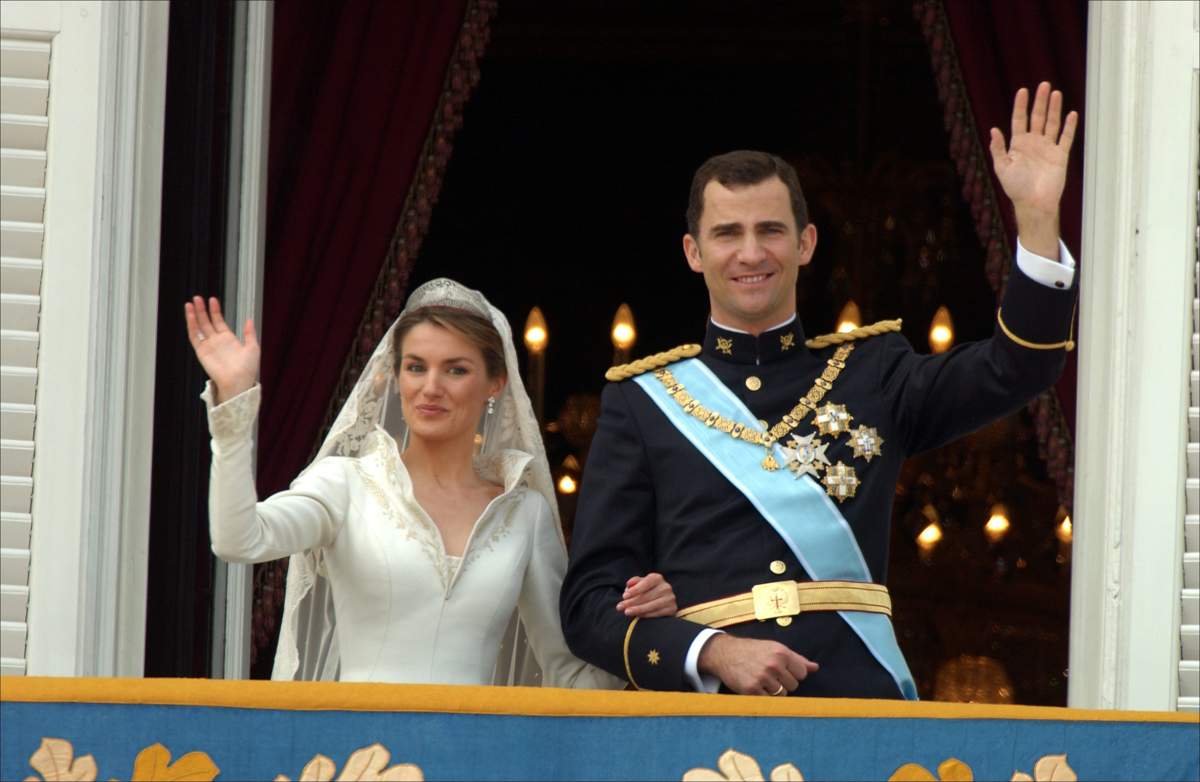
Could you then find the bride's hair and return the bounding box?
[391,304,507,379]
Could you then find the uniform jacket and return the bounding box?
[560,262,1076,697]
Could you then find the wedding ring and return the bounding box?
[771,684,786,696]
[196,332,206,341]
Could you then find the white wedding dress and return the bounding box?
[205,383,620,688]
[202,278,623,689]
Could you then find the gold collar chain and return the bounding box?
[652,344,855,471]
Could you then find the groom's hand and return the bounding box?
[697,634,818,696]
[988,81,1079,260]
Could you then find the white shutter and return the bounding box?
[1183,180,1200,712]
[0,34,50,677]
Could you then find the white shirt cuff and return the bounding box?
[684,628,724,693]
[1015,238,1075,290]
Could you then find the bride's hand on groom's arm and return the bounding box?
[615,572,677,618]
[184,296,260,405]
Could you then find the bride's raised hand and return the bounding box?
[184,296,260,404]
[615,572,678,618]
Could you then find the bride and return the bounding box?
[186,278,674,685]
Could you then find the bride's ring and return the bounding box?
[196,332,206,342]
[771,684,786,696]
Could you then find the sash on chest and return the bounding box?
[635,358,917,700]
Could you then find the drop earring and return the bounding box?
[487,396,496,416]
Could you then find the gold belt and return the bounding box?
[676,580,892,629]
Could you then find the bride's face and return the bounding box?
[396,322,506,445]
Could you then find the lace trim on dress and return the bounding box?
[201,382,261,442]
[354,437,449,589]
[443,554,463,583]
[352,429,535,586]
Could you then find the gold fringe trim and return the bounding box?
[606,344,702,382]
[4,676,1198,722]
[997,308,1076,351]
[806,319,903,349]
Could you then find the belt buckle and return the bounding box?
[751,580,800,622]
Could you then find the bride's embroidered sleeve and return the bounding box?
[203,382,349,563]
[516,491,625,690]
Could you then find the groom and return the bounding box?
[560,83,1079,697]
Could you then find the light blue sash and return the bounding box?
[635,358,917,700]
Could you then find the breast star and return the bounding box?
[849,425,884,462]
[821,461,860,502]
[813,403,854,437]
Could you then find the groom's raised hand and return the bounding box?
[988,81,1079,260]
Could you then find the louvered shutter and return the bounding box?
[1183,184,1200,712]
[0,35,50,677]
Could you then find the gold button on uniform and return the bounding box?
[758,419,770,429]
[776,617,792,627]
[745,375,762,391]
[769,560,787,575]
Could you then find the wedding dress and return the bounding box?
[203,279,622,688]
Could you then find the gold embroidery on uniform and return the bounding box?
[997,306,1076,351]
[780,333,795,351]
[647,649,661,665]
[622,618,641,689]
[715,337,734,355]
[652,344,854,472]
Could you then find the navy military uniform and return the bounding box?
[560,262,1076,697]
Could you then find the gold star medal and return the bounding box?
[849,425,884,462]
[813,403,854,437]
[821,461,860,502]
[778,432,831,479]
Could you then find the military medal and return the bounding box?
[849,425,884,462]
[821,461,860,502]
[813,403,854,437]
[652,345,856,475]
[777,432,831,479]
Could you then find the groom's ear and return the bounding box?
[683,233,703,273]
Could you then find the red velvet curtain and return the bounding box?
[250,0,495,668]
[259,0,470,498]
[915,0,1086,508]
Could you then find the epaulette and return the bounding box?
[805,319,902,349]
[605,344,702,382]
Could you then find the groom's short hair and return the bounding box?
[686,150,810,238]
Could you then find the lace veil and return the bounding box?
[270,278,557,684]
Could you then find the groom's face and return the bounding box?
[682,176,817,334]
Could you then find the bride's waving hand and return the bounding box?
[184,296,259,404]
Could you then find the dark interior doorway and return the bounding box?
[413,0,1069,704]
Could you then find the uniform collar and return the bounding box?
[703,315,806,365]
